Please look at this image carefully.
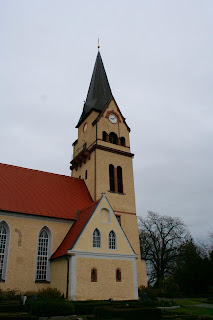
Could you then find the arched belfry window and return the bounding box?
[117,166,123,193]
[36,227,51,282]
[109,132,118,145]
[120,137,125,146]
[93,228,101,248]
[109,164,115,192]
[102,131,107,142]
[109,230,116,250]
[0,221,10,281]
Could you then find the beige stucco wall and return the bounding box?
[0,213,72,292]
[76,257,135,300]
[74,197,133,255]
[51,258,68,296]
[74,110,99,156]
[72,150,95,200]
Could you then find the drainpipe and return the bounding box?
[65,255,70,299]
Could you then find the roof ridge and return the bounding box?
[0,162,81,180]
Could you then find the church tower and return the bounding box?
[70,51,147,287]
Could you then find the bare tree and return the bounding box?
[139,211,190,286]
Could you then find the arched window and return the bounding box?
[120,137,125,146]
[91,268,97,282]
[85,170,87,180]
[109,230,116,250]
[109,132,118,145]
[102,131,107,142]
[117,166,123,193]
[0,221,10,281]
[36,227,51,282]
[116,268,121,282]
[109,164,115,192]
[93,229,101,248]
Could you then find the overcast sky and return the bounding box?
[1,1,213,243]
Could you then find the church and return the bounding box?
[0,51,147,300]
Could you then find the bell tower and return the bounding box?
[70,51,147,287]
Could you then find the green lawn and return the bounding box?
[162,297,213,319]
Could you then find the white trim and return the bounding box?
[0,220,11,281]
[0,211,74,224]
[68,250,138,260]
[132,259,139,299]
[70,255,76,300]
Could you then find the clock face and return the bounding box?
[109,114,117,124]
[83,122,88,132]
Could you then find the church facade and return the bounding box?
[0,51,147,300]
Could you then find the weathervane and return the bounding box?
[97,38,100,50]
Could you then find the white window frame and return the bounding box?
[92,228,101,248]
[109,230,116,250]
[0,221,10,281]
[35,226,52,282]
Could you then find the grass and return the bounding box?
[162,297,213,319]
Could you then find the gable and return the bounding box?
[73,195,134,255]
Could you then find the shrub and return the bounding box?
[0,288,21,301]
[24,287,62,299]
[73,301,110,315]
[94,307,162,320]
[29,299,74,317]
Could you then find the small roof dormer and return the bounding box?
[76,52,113,128]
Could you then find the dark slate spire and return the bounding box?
[76,52,113,127]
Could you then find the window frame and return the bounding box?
[91,268,97,282]
[116,268,122,282]
[0,221,10,282]
[35,226,52,283]
[109,230,116,250]
[92,228,101,248]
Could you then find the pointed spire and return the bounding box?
[76,52,113,127]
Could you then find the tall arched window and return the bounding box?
[109,164,115,192]
[0,221,10,281]
[102,131,107,142]
[109,132,118,145]
[109,230,116,250]
[117,166,123,193]
[120,137,125,146]
[36,227,51,282]
[93,228,101,248]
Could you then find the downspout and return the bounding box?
[94,122,97,201]
[65,255,70,299]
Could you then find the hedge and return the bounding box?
[26,299,74,317]
[94,307,162,320]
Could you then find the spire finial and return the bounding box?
[97,38,100,50]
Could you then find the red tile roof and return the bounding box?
[0,163,93,220]
[51,200,99,259]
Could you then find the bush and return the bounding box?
[0,289,21,301]
[28,299,74,317]
[94,307,162,320]
[24,287,62,299]
[73,301,110,315]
